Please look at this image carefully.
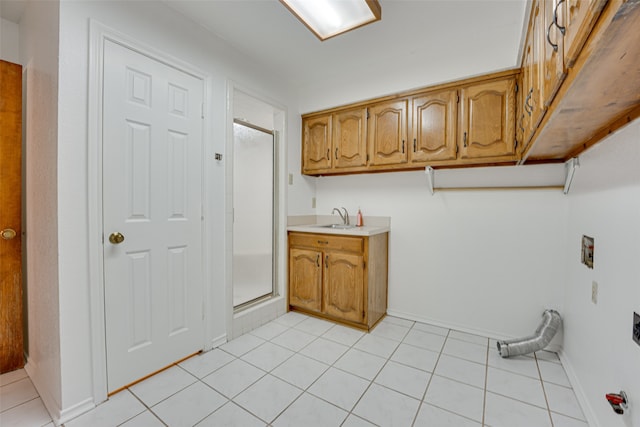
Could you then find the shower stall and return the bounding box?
[232,119,276,308]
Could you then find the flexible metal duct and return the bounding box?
[497,309,562,358]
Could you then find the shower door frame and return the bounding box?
[232,118,278,311]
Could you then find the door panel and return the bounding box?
[289,248,322,312]
[0,60,23,374]
[302,116,331,173]
[368,99,408,166]
[332,108,367,169]
[103,40,204,392]
[323,252,364,324]
[411,90,458,163]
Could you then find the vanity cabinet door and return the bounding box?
[289,248,322,312]
[323,251,365,324]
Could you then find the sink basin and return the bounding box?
[315,224,357,230]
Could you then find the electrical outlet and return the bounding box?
[311,197,316,209]
[591,281,598,304]
[288,173,293,185]
[633,312,640,347]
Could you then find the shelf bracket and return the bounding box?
[563,157,579,195]
[425,166,435,195]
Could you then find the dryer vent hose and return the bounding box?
[497,309,561,358]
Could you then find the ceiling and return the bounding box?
[162,0,528,93]
[2,0,528,102]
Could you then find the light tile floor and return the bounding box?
[0,312,589,427]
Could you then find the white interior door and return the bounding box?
[102,40,204,392]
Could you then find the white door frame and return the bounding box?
[87,21,213,403]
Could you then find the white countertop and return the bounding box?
[287,215,390,236]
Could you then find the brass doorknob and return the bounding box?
[1,229,17,240]
[109,232,125,244]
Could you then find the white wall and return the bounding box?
[33,0,307,421]
[19,0,63,419]
[296,0,526,113]
[563,118,640,427]
[316,172,567,339]
[1,17,20,63]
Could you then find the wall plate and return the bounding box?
[581,235,594,269]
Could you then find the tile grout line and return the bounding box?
[481,337,489,427]
[410,326,450,427]
[535,352,556,427]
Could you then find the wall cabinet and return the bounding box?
[333,107,368,170]
[410,90,458,163]
[288,232,388,330]
[561,0,607,68]
[459,78,517,159]
[302,115,331,174]
[367,99,409,166]
[302,72,519,175]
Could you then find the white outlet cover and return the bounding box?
[591,281,598,304]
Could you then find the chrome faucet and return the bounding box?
[332,207,350,225]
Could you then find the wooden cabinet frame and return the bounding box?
[288,232,388,331]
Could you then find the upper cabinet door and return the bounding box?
[367,99,408,166]
[459,77,516,159]
[302,115,332,173]
[410,90,458,163]
[561,0,607,68]
[543,0,567,106]
[332,108,367,169]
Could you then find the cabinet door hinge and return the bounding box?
[366,108,370,120]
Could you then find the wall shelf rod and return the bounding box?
[425,166,565,194]
[563,157,579,194]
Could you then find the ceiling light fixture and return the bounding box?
[279,0,381,41]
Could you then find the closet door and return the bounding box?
[0,60,23,374]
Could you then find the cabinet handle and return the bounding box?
[526,89,534,114]
[546,21,558,52]
[463,132,467,147]
[402,140,405,153]
[316,254,320,267]
[413,138,417,152]
[524,91,532,115]
[326,149,330,160]
[325,255,328,268]
[335,148,338,160]
[554,0,566,35]
[519,114,525,133]
[317,240,328,244]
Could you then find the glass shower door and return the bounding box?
[232,120,275,308]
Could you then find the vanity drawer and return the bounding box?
[289,232,364,253]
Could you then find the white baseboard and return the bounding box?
[557,349,599,427]
[25,359,97,426]
[210,333,227,349]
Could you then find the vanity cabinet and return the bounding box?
[288,231,388,330]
